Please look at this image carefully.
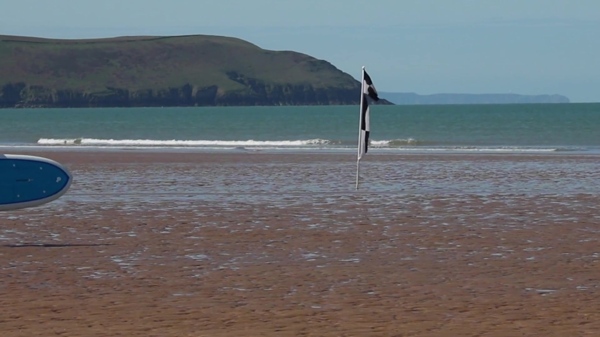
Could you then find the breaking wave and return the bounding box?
[37,138,336,147]
[33,137,581,153]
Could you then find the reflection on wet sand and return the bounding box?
[2,151,599,336]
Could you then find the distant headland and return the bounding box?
[381,92,570,105]
[1,34,566,108]
[0,34,380,108]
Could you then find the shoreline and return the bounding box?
[4,146,600,157]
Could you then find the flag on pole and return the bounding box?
[358,68,379,160]
[356,67,379,189]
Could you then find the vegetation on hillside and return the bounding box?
[0,35,363,107]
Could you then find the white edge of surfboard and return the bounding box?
[0,154,73,211]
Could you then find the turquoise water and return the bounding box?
[1,103,599,153]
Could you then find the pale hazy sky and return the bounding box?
[2,0,599,102]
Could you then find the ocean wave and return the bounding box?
[31,138,589,154]
[371,139,569,152]
[37,138,336,147]
[371,138,420,147]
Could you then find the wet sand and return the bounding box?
[1,151,600,336]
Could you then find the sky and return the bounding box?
[2,0,599,102]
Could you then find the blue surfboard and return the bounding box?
[0,154,72,211]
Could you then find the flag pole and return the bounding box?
[356,66,365,190]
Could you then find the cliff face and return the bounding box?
[0,82,360,108]
[0,35,365,108]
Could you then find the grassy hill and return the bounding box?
[0,34,363,107]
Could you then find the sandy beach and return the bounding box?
[1,151,599,336]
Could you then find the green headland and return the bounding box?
[0,34,365,108]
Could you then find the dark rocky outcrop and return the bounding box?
[0,82,369,108]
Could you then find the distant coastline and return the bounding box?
[381,92,570,105]
[0,34,570,108]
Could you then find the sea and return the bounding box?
[1,103,600,154]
